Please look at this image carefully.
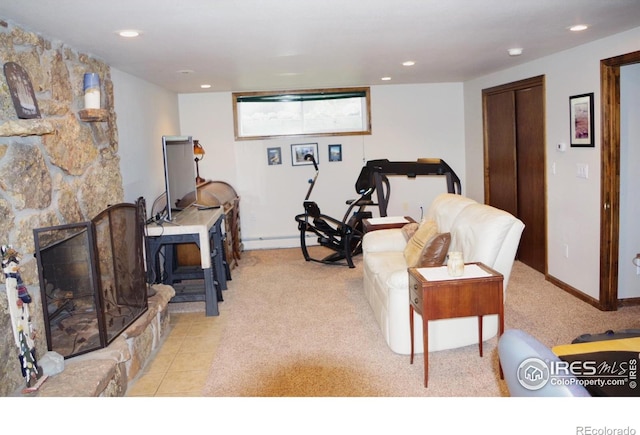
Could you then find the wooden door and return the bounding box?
[484,91,517,217]
[515,86,546,272]
[483,76,546,274]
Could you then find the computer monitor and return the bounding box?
[161,135,196,221]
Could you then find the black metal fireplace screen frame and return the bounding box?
[33,199,148,359]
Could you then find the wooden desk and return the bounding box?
[408,263,504,387]
[145,206,227,316]
[362,216,415,233]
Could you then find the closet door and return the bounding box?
[483,76,546,274]
[514,85,546,273]
[484,91,518,217]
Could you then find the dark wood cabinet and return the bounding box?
[176,181,242,270]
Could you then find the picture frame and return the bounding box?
[291,143,318,166]
[267,147,282,165]
[328,144,342,162]
[3,62,41,119]
[569,93,594,147]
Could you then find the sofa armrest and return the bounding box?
[362,229,407,254]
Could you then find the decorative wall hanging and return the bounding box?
[3,62,41,119]
[267,147,282,165]
[291,143,318,166]
[328,144,342,162]
[2,245,48,393]
[569,93,594,147]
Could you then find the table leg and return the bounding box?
[210,219,228,290]
[478,315,484,357]
[409,305,415,364]
[499,305,504,379]
[423,313,429,388]
[203,267,219,316]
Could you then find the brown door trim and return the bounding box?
[600,51,640,310]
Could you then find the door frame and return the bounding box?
[600,50,640,310]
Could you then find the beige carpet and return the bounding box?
[199,247,640,397]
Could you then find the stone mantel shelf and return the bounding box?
[0,119,55,137]
[78,108,108,122]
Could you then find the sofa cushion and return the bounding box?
[417,232,451,267]
[364,251,408,288]
[425,193,477,232]
[401,222,419,241]
[362,228,407,254]
[403,220,437,267]
[450,203,517,268]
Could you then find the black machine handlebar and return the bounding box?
[304,154,318,171]
[303,154,319,201]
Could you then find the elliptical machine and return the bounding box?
[294,154,386,268]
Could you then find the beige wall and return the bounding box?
[178,83,466,249]
[463,26,640,300]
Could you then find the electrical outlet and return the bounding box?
[564,244,569,258]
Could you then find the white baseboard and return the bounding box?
[242,235,318,251]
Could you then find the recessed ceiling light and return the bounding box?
[570,24,588,32]
[200,84,212,89]
[381,76,392,81]
[508,48,523,56]
[118,30,140,38]
[402,61,415,66]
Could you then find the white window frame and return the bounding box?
[232,87,371,140]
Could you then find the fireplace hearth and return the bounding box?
[33,199,148,359]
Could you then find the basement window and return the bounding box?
[232,87,371,140]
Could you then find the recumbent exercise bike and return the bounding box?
[294,154,389,268]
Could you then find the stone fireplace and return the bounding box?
[0,19,129,394]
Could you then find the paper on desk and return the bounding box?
[417,264,492,281]
[366,216,409,225]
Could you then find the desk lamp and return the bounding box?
[194,140,206,184]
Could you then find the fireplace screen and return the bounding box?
[33,200,148,359]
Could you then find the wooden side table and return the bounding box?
[362,216,416,233]
[408,263,504,387]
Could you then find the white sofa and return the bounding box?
[362,193,525,355]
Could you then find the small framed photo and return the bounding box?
[291,143,318,166]
[267,147,282,165]
[569,93,594,147]
[328,144,342,162]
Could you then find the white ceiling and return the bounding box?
[1,0,639,93]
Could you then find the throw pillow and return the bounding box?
[403,220,437,267]
[401,222,419,241]
[417,232,451,267]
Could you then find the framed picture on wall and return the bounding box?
[328,144,342,162]
[569,93,594,147]
[267,147,282,165]
[291,143,318,166]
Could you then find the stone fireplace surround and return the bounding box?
[25,284,175,397]
[0,19,171,395]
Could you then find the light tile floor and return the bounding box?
[126,309,224,396]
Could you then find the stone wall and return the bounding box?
[0,18,124,395]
